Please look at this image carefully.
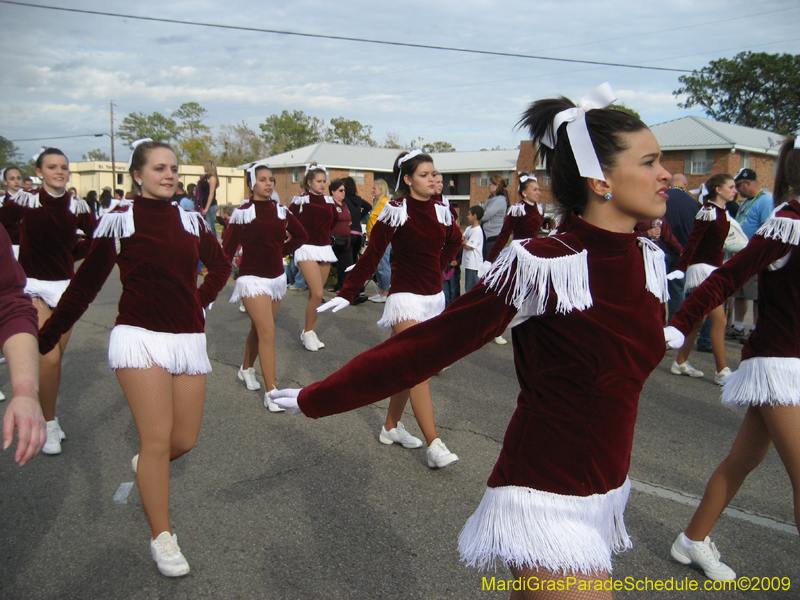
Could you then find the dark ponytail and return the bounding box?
[773,137,800,206]
[702,173,733,203]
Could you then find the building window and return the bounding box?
[540,173,551,187]
[290,168,302,183]
[477,171,489,187]
[685,150,713,175]
[349,170,365,184]
[740,151,750,169]
[117,173,124,185]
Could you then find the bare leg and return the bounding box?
[757,404,800,534]
[297,261,329,332]
[242,323,258,370]
[684,406,772,541]
[34,298,73,421]
[242,295,281,390]
[676,319,702,366]
[508,564,612,600]
[384,320,439,445]
[733,298,748,325]
[708,304,728,372]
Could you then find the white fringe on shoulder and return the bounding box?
[377,199,409,228]
[721,357,800,408]
[376,291,445,330]
[434,201,453,226]
[289,195,308,213]
[483,240,592,316]
[756,210,800,246]
[294,243,337,263]
[276,204,288,220]
[638,237,669,303]
[684,263,716,293]
[229,274,287,303]
[94,202,134,238]
[229,203,256,225]
[24,278,70,308]
[108,325,210,375]
[177,205,209,236]
[696,206,716,222]
[13,190,40,209]
[458,479,631,575]
[70,197,91,215]
[508,203,526,217]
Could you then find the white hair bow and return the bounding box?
[128,138,153,168]
[698,183,709,202]
[540,82,617,182]
[246,163,261,187]
[305,164,327,175]
[520,174,538,184]
[32,147,47,162]
[395,149,424,191]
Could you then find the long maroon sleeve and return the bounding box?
[0,224,38,348]
[676,205,729,272]
[486,203,544,263]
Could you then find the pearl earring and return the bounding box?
[137,181,142,186]
[603,192,613,200]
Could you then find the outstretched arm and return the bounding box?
[2,332,45,466]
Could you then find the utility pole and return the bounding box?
[418,136,423,151]
[110,101,116,188]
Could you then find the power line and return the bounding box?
[11,133,106,142]
[0,0,694,74]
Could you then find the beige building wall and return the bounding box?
[69,161,247,206]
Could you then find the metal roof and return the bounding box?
[650,116,784,155]
[240,142,519,173]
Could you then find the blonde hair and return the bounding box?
[373,179,389,201]
[203,159,218,178]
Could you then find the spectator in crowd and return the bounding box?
[462,205,484,293]
[366,179,392,303]
[481,175,508,260]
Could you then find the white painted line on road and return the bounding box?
[630,478,797,536]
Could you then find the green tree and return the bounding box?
[173,102,211,139]
[0,136,22,165]
[178,135,215,165]
[216,121,269,167]
[609,104,641,120]
[674,52,800,135]
[259,110,324,154]
[383,131,405,149]
[326,117,376,146]
[82,148,110,161]
[423,141,456,153]
[118,111,179,144]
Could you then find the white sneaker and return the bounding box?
[494,336,508,345]
[671,361,704,378]
[132,454,139,474]
[301,330,319,352]
[369,294,387,303]
[264,391,285,413]
[42,420,62,455]
[238,302,247,313]
[426,438,459,469]
[715,367,733,385]
[0,389,5,401]
[237,366,261,391]
[150,531,190,577]
[670,533,736,581]
[379,422,423,449]
[54,416,66,440]
[308,329,325,348]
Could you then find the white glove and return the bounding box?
[317,297,350,314]
[268,388,303,415]
[345,264,355,273]
[666,270,685,281]
[477,260,492,279]
[664,326,685,349]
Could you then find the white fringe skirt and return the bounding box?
[12,245,19,260]
[108,325,211,375]
[229,274,287,303]
[458,479,632,576]
[294,243,337,263]
[376,291,445,331]
[722,357,800,408]
[24,278,70,308]
[685,263,717,293]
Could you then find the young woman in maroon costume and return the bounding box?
[273,85,674,598]
[0,166,24,258]
[37,141,231,577]
[482,173,545,269]
[665,137,800,582]
[223,164,307,411]
[9,148,97,455]
[668,174,735,383]
[318,151,463,468]
[289,164,337,351]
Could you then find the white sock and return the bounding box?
[682,533,703,546]
[734,321,744,329]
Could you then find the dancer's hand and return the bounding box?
[477,260,492,278]
[664,326,685,349]
[268,388,303,414]
[345,264,355,273]
[317,297,349,314]
[666,270,684,281]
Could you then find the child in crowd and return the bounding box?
[462,205,484,293]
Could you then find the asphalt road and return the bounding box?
[0,269,797,600]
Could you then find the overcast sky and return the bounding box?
[1,0,798,164]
